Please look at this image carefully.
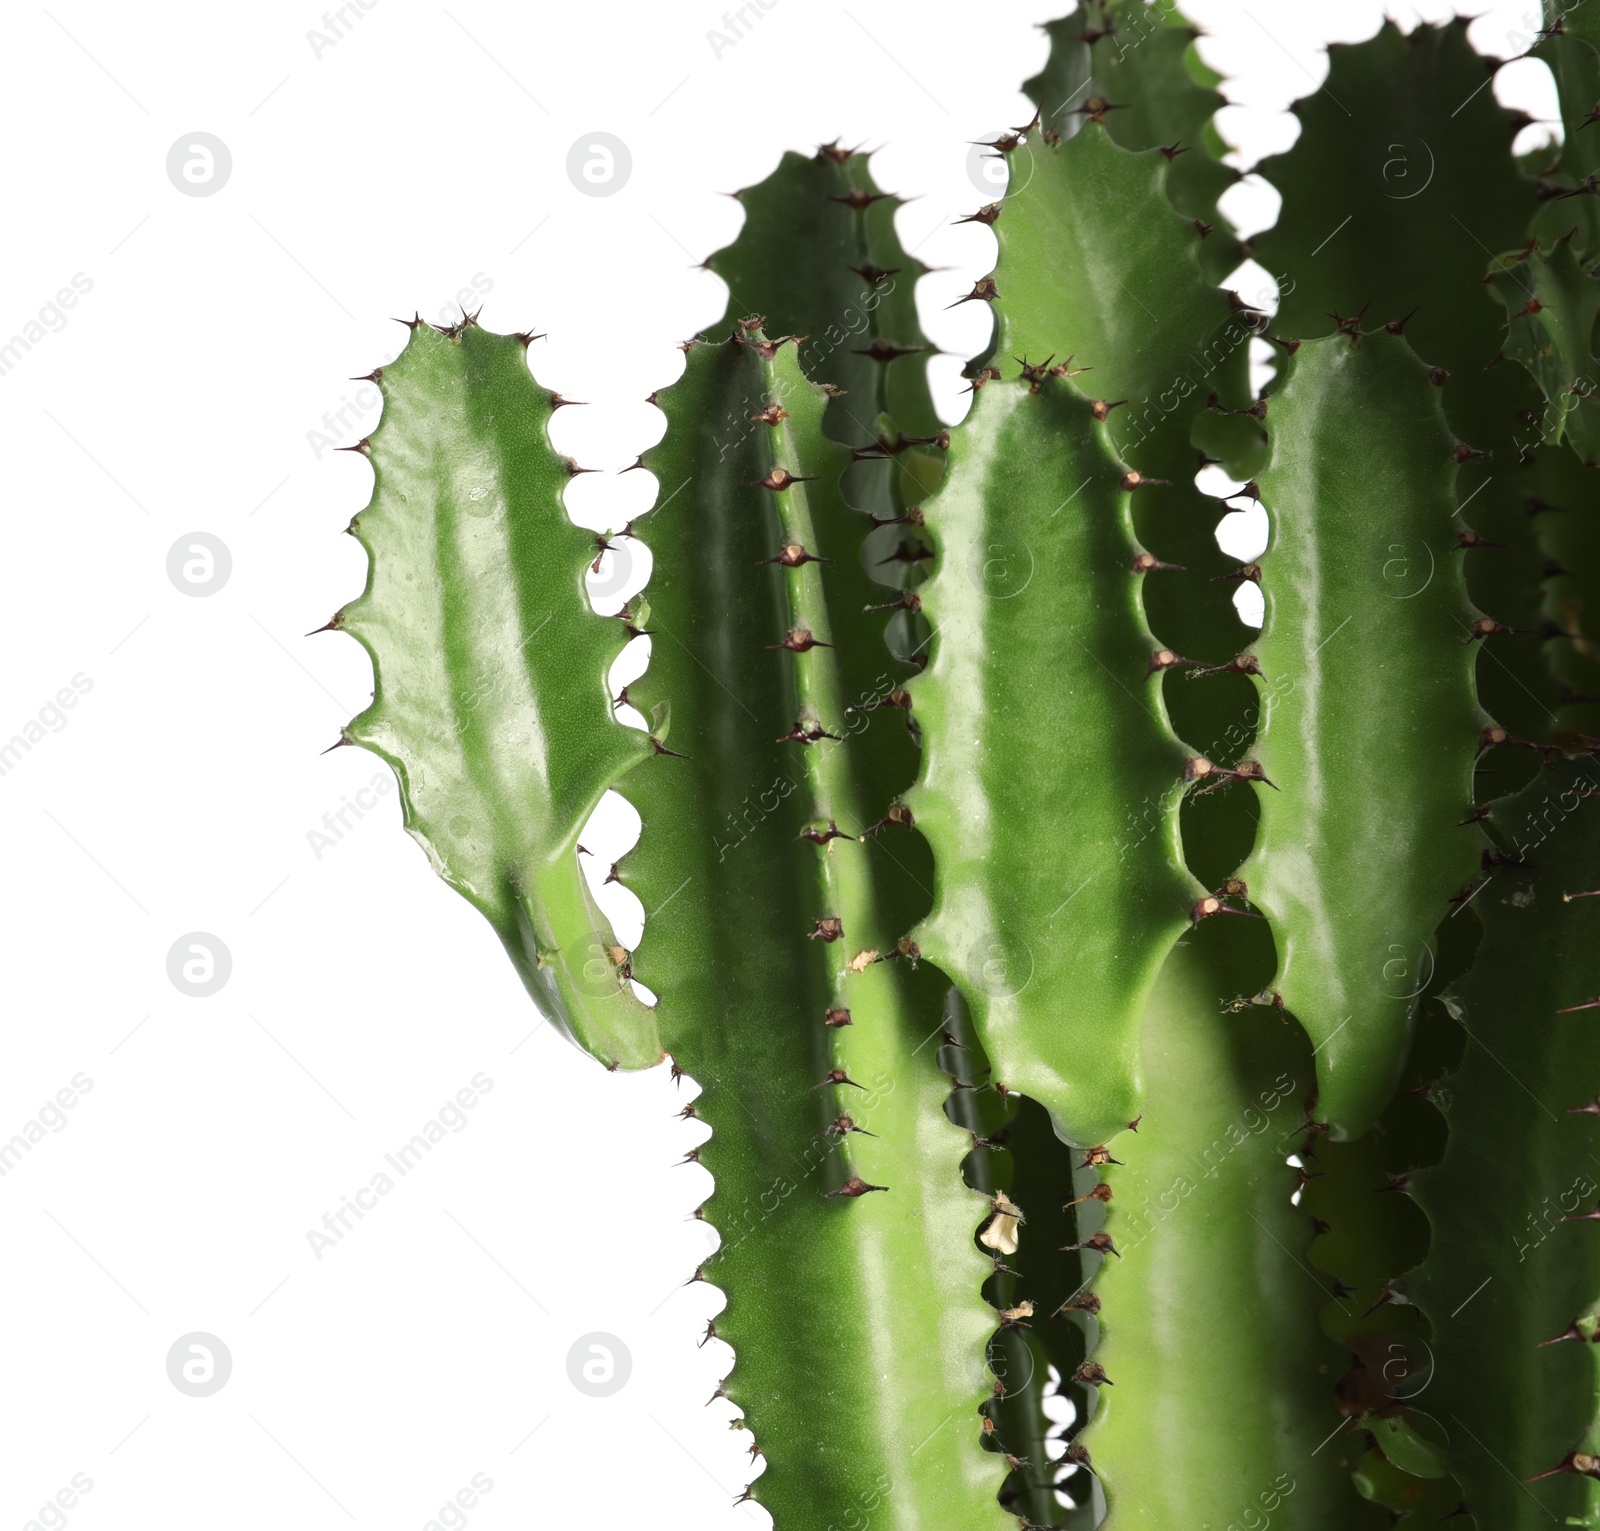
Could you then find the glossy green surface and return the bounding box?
[343,322,660,1068]
[621,333,1010,1529]
[1246,333,1482,1138]
[987,82,1267,887]
[709,145,940,451]
[1024,1,1243,279]
[1084,918,1386,1530]
[991,120,1258,485]
[1408,759,1600,1526]
[908,372,1199,1147]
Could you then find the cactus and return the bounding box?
[1251,15,1553,744]
[1081,916,1389,1528]
[621,325,1015,1526]
[1533,4,1600,256]
[1406,759,1600,1523]
[1487,235,1600,465]
[1024,1,1244,280]
[330,5,1600,1527]
[1240,329,1482,1139]
[338,320,659,1070]
[906,366,1199,1146]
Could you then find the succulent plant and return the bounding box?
[331,1,1600,1524]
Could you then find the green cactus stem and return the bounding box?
[984,31,1270,885]
[1251,17,1554,744]
[1242,330,1483,1139]
[1532,1,1600,255]
[339,319,659,1069]
[1486,234,1600,466]
[907,367,1200,1148]
[1023,0,1244,281]
[620,327,1013,1527]
[1407,757,1600,1524]
[1080,916,1389,1529]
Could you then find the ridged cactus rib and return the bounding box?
[1407,758,1600,1524]
[619,330,1010,1529]
[907,371,1201,1147]
[1251,20,1553,741]
[1487,236,1600,465]
[1022,0,1244,280]
[704,146,1075,1521]
[1244,331,1483,1139]
[703,142,945,670]
[1080,919,1388,1530]
[707,146,941,470]
[1533,2,1600,255]
[980,99,1266,889]
[988,117,1261,488]
[340,320,660,1068]
[1251,20,1534,365]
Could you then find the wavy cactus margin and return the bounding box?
[325,4,1600,1528]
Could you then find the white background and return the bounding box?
[0,2,1558,1527]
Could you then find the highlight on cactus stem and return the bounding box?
[328,1,1600,1525]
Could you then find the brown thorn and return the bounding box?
[1071,1361,1113,1386]
[744,467,816,492]
[947,278,1000,309]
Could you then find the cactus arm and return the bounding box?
[1243,331,1482,1138]
[1082,918,1389,1529]
[1249,20,1555,740]
[1533,1,1600,254]
[989,119,1242,473]
[1008,9,1274,904]
[1487,236,1600,464]
[907,371,1200,1147]
[983,106,1266,830]
[619,331,1011,1529]
[339,320,659,1068]
[1406,759,1600,1523]
[1022,2,1243,280]
[707,146,940,445]
[1251,20,1534,362]
[981,89,1268,872]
